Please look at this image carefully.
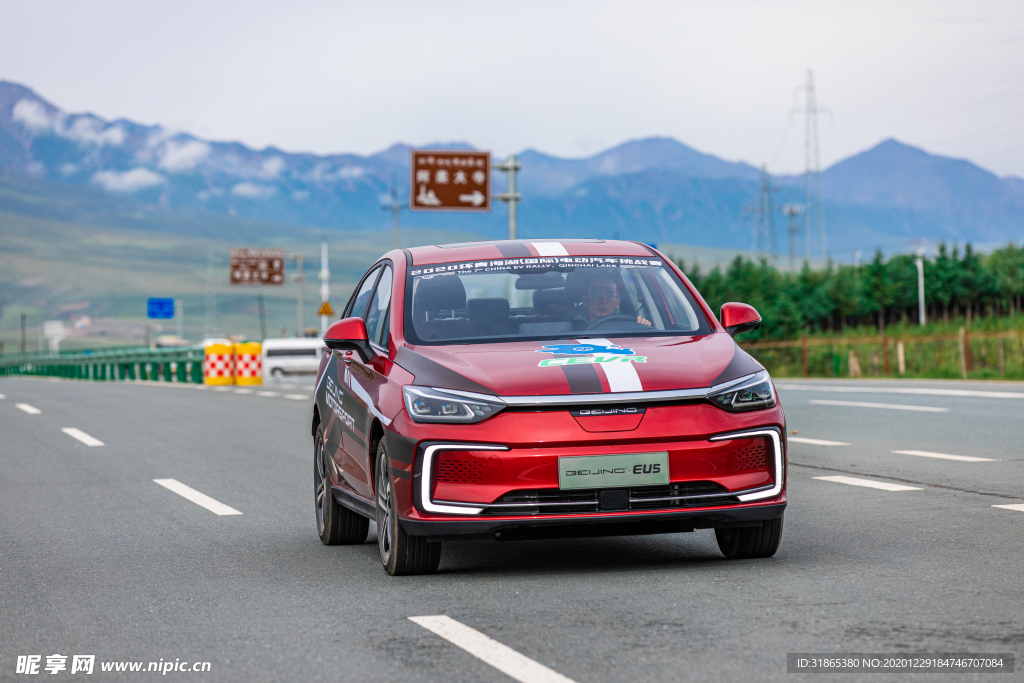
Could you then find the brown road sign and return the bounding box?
[230,248,286,285]
[410,150,491,211]
[316,301,335,317]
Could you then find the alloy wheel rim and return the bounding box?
[315,436,326,535]
[377,455,392,562]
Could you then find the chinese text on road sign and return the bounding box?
[410,150,491,211]
[230,248,286,285]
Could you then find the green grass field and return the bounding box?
[0,209,479,351]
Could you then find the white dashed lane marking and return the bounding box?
[0,393,6,399]
[409,615,577,683]
[284,394,310,400]
[809,399,948,413]
[779,384,1024,399]
[16,403,42,414]
[789,437,851,446]
[993,504,1024,513]
[256,391,279,397]
[153,479,242,516]
[61,428,104,447]
[814,475,922,492]
[893,450,996,462]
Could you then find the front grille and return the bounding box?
[481,481,738,515]
[732,437,768,471]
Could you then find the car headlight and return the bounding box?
[707,370,777,412]
[402,386,506,423]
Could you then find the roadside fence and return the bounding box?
[0,341,265,386]
[0,346,206,383]
[742,328,1024,380]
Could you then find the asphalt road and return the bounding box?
[2,375,1023,682]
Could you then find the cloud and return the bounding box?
[158,140,210,171]
[12,98,124,146]
[64,116,126,146]
[93,167,165,192]
[11,99,55,132]
[259,156,285,178]
[231,182,276,199]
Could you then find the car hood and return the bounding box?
[394,333,762,397]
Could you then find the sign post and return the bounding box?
[493,155,521,240]
[230,248,286,340]
[319,241,331,334]
[409,150,491,212]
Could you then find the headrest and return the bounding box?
[515,272,566,290]
[413,275,466,316]
[467,298,510,319]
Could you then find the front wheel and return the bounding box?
[314,424,369,545]
[715,515,783,559]
[375,439,441,575]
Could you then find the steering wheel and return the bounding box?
[585,314,643,331]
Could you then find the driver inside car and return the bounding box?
[573,276,652,328]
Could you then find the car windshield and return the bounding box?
[404,255,713,344]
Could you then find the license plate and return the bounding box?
[558,452,670,490]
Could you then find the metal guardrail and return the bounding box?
[0,346,206,383]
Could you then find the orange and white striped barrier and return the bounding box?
[233,342,263,386]
[203,342,234,385]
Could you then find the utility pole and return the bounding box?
[204,250,218,338]
[915,247,927,325]
[381,185,407,249]
[782,204,803,270]
[257,294,267,340]
[290,252,305,337]
[792,70,830,259]
[319,241,330,334]
[493,155,521,240]
[176,299,184,339]
[20,312,27,355]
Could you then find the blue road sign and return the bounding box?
[147,298,175,319]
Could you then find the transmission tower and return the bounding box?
[792,69,830,259]
[781,203,804,270]
[752,165,777,258]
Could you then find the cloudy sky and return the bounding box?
[2,0,1023,177]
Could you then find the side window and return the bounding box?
[345,266,381,320]
[364,265,393,347]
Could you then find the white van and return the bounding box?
[261,337,325,377]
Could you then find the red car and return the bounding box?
[312,240,786,575]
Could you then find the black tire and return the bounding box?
[715,515,783,559]
[314,424,369,545]
[271,367,285,378]
[375,439,441,575]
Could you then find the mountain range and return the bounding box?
[2,79,1023,257]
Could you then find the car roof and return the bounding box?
[405,239,658,266]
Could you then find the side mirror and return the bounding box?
[720,302,761,338]
[324,317,374,362]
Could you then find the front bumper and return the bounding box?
[387,402,788,538]
[400,500,786,539]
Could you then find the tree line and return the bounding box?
[678,242,1024,340]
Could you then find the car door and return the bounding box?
[319,265,380,500]
[338,263,394,500]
